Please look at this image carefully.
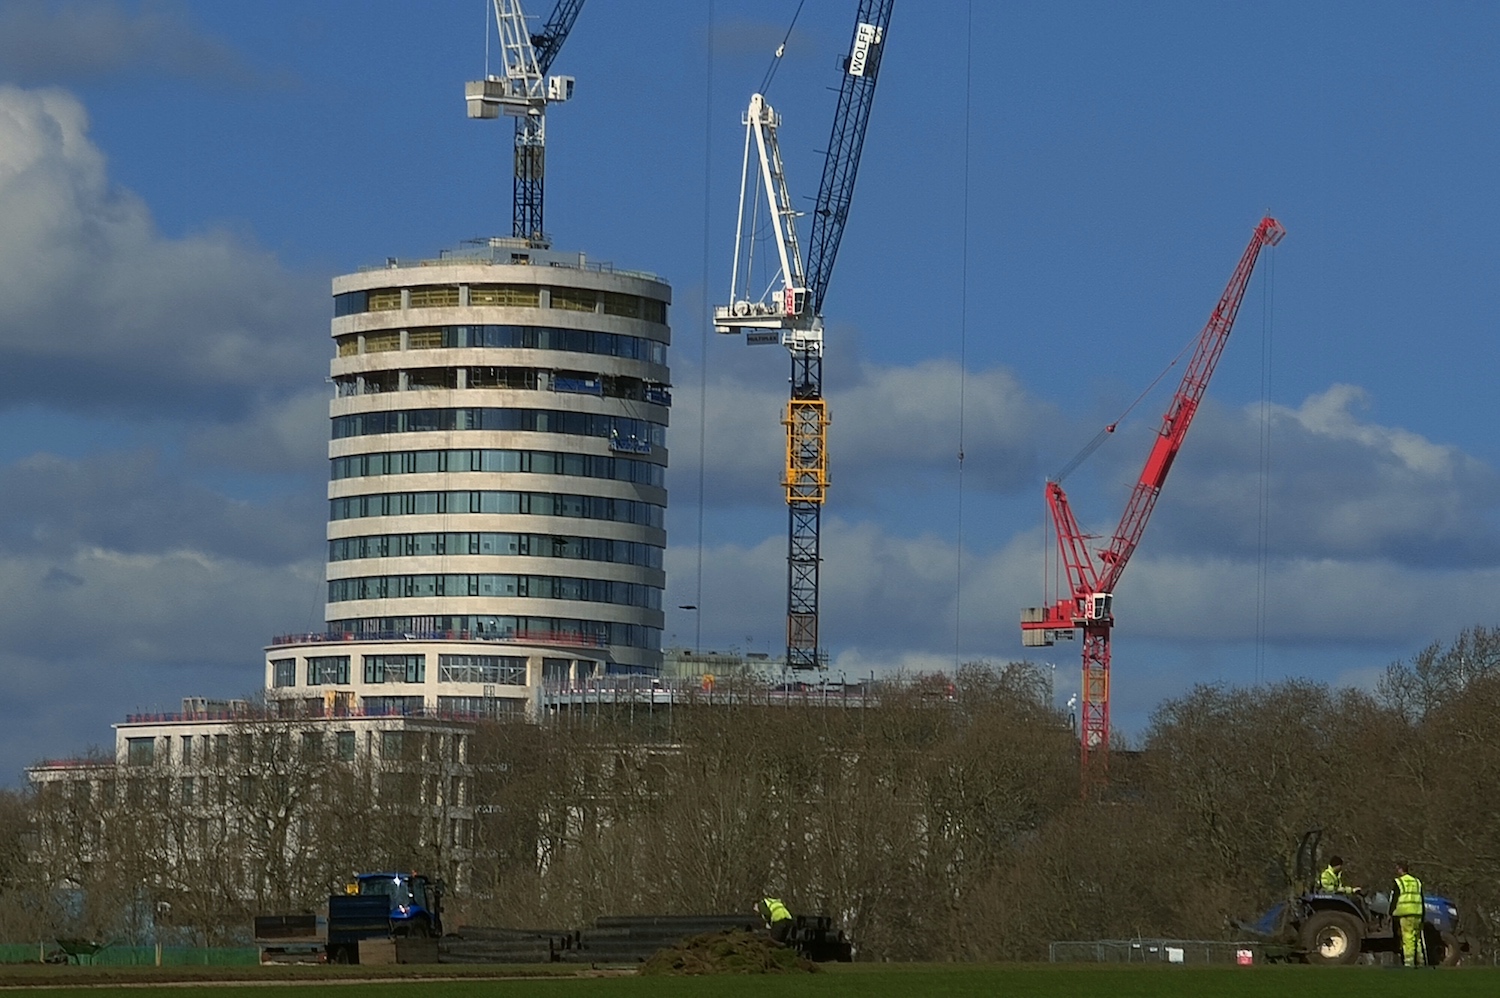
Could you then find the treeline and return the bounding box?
[5,627,1500,959]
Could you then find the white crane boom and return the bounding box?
[715,93,813,348]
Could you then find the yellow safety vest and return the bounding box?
[762,897,792,923]
[1319,865,1346,893]
[1392,873,1423,917]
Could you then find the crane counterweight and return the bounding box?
[465,0,585,247]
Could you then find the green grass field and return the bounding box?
[4,964,1499,998]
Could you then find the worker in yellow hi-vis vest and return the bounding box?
[1319,856,1359,894]
[1390,861,1426,967]
[757,896,794,945]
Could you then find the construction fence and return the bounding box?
[1049,939,1263,965]
[0,943,258,966]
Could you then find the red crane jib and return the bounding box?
[1022,215,1285,774]
[1097,215,1284,590]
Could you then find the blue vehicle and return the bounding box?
[258,871,445,964]
[351,872,443,938]
[1243,832,1468,966]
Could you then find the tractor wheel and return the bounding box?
[1428,930,1463,966]
[1301,911,1364,965]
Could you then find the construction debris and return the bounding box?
[639,929,819,976]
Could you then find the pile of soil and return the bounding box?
[638,929,818,976]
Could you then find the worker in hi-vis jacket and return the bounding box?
[757,896,794,944]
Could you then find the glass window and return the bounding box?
[438,654,528,684]
[363,695,425,716]
[438,696,527,719]
[542,658,571,684]
[341,323,667,361]
[308,656,350,685]
[336,730,356,761]
[335,335,359,357]
[213,734,229,766]
[642,299,667,324]
[600,291,641,318]
[334,290,368,316]
[406,367,457,389]
[364,654,426,683]
[272,658,296,687]
[380,731,404,760]
[180,776,194,806]
[180,735,192,767]
[301,731,323,759]
[408,328,444,350]
[126,737,155,767]
[549,287,597,312]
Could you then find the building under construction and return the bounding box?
[265,238,673,717]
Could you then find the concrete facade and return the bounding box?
[265,239,671,715]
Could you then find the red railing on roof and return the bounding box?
[269,630,608,649]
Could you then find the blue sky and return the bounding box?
[1,0,1498,779]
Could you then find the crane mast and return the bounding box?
[465,0,583,248]
[1021,216,1286,776]
[714,1,894,671]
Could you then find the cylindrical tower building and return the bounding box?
[266,239,670,716]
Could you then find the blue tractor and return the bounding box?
[1243,832,1468,966]
[348,872,443,938]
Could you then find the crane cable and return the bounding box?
[759,0,808,96]
[692,0,717,655]
[1050,307,1211,484]
[1255,245,1277,684]
[954,0,973,669]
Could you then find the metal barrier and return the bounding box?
[1049,939,1262,965]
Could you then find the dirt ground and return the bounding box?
[638,930,818,976]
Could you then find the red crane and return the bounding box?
[1021,216,1286,776]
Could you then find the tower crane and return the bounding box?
[714,1,895,671]
[465,0,585,248]
[1021,216,1285,773]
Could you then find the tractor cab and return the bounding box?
[354,872,441,937]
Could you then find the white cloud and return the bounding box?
[666,356,1500,684]
[0,450,324,563]
[1127,386,1500,566]
[667,517,1034,667]
[1121,553,1500,644]
[669,354,1059,509]
[0,546,322,664]
[1295,384,1456,475]
[0,85,325,421]
[184,387,331,476]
